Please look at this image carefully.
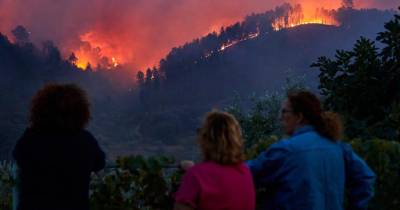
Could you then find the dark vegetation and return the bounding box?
[0,3,400,210]
[137,6,394,108]
[0,26,138,159]
[0,4,396,159]
[312,9,400,140]
[134,6,394,152]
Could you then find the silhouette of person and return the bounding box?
[13,83,105,210]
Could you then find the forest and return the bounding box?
[1,5,400,209]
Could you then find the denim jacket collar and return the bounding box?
[292,125,315,137]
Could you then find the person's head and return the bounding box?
[29,83,90,133]
[198,110,244,165]
[280,90,342,140]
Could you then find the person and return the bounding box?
[174,111,255,210]
[247,90,376,210]
[13,83,106,210]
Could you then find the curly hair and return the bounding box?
[198,111,245,165]
[29,83,90,133]
[287,90,343,140]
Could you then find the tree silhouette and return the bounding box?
[12,25,30,45]
[145,68,153,87]
[68,53,78,65]
[152,67,160,90]
[136,71,145,87]
[312,8,400,139]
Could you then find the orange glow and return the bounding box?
[272,5,339,31]
[219,31,259,52]
[70,3,340,70]
[75,51,91,69]
[0,0,394,75]
[111,57,118,67]
[73,31,124,70]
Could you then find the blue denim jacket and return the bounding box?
[247,125,375,210]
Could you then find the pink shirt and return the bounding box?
[174,161,255,210]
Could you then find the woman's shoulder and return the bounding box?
[269,138,293,151]
[190,161,250,174]
[189,161,216,171]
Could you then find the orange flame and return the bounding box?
[272,5,339,31]
[219,31,260,52]
[69,3,341,71]
[74,31,123,70]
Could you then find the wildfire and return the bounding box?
[73,31,122,70]
[111,57,119,67]
[203,4,339,60]
[69,3,340,71]
[272,5,339,31]
[219,31,260,52]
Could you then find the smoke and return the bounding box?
[0,0,398,71]
[342,0,354,8]
[354,0,399,9]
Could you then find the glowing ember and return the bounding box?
[220,41,238,51]
[219,31,260,52]
[112,57,119,68]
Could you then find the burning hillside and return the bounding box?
[73,31,121,70]
[213,3,340,54]
[65,1,367,70]
[0,0,397,72]
[272,4,339,31]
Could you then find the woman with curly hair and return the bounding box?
[247,90,375,210]
[174,111,255,210]
[13,83,105,210]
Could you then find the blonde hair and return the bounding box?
[198,111,244,165]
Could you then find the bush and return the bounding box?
[0,161,15,210]
[1,139,399,210]
[90,155,182,210]
[248,137,400,210]
[349,139,400,210]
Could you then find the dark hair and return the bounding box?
[198,111,245,165]
[287,90,343,140]
[30,83,90,133]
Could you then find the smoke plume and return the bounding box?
[0,0,397,71]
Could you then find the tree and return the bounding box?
[85,63,93,72]
[145,68,153,88]
[42,41,62,65]
[68,53,78,65]
[312,8,400,140]
[136,71,145,87]
[152,67,160,90]
[377,9,400,105]
[341,0,354,8]
[11,25,30,45]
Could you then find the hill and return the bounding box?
[0,6,396,159]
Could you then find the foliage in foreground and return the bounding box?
[90,155,181,210]
[1,138,399,210]
[312,8,400,140]
[248,137,400,210]
[0,161,15,210]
